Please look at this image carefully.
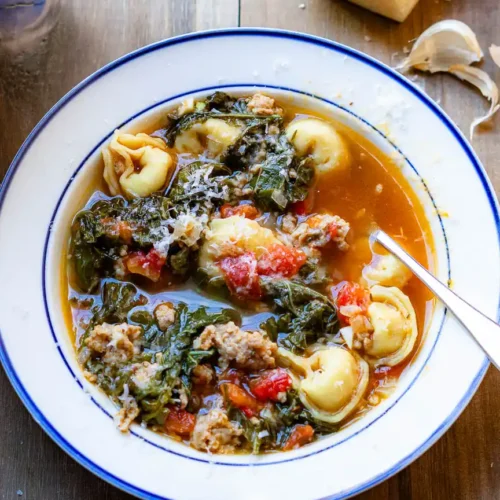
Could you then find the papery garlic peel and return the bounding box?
[398,20,483,72]
[490,45,500,68]
[449,65,500,139]
[399,20,499,139]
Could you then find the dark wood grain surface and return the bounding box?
[1,0,499,498]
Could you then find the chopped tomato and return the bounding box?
[218,252,262,300]
[249,369,292,402]
[101,217,133,244]
[164,406,196,436]
[221,383,262,418]
[290,200,308,216]
[334,281,371,324]
[327,222,339,239]
[256,244,306,278]
[220,203,260,220]
[283,424,314,451]
[125,248,166,281]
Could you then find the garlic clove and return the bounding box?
[448,65,500,139]
[398,20,483,73]
[398,20,499,139]
[490,45,500,68]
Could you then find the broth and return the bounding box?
[64,92,434,453]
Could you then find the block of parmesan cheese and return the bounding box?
[347,0,420,22]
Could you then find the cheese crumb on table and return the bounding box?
[347,0,420,22]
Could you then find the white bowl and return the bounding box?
[0,29,499,500]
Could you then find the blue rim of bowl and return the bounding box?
[0,28,497,500]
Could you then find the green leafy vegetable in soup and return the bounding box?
[260,279,340,352]
[80,280,241,423]
[67,91,426,455]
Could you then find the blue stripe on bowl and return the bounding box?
[0,28,498,500]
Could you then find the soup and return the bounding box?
[66,92,433,454]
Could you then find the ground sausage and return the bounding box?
[154,303,176,331]
[114,398,140,432]
[247,93,283,116]
[290,214,350,251]
[191,407,242,453]
[194,322,277,371]
[192,364,215,386]
[85,322,142,365]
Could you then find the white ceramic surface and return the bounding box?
[0,29,499,500]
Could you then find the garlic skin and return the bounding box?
[399,20,499,139]
[448,65,500,139]
[399,20,483,73]
[490,45,500,68]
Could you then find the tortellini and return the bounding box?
[365,285,418,367]
[102,131,173,198]
[277,346,369,424]
[174,118,242,157]
[285,118,351,175]
[199,216,280,278]
[363,253,412,288]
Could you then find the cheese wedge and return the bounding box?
[347,0,419,22]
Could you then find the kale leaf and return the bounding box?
[167,161,231,212]
[228,389,335,453]
[82,286,241,422]
[181,349,215,385]
[260,279,339,352]
[133,303,240,420]
[71,197,126,292]
[162,92,269,147]
[250,134,293,211]
[78,280,147,348]
[169,246,192,276]
[225,123,314,212]
[71,195,172,292]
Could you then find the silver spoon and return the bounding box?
[373,229,500,370]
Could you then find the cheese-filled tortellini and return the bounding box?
[174,118,242,157]
[277,346,369,424]
[363,253,412,288]
[199,216,280,278]
[285,118,351,175]
[365,285,418,367]
[102,131,173,198]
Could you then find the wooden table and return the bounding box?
[1,0,499,498]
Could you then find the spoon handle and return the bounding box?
[374,229,500,370]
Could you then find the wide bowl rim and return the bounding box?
[0,27,498,500]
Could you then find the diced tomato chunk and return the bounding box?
[220,383,262,418]
[220,203,260,220]
[164,406,196,436]
[256,244,306,278]
[290,200,308,216]
[327,222,338,239]
[249,368,292,402]
[218,252,262,300]
[283,424,315,451]
[125,248,166,281]
[334,281,371,324]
